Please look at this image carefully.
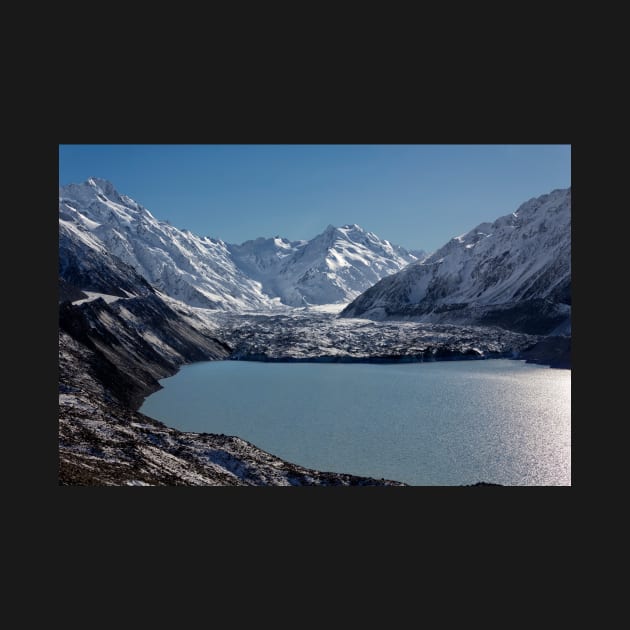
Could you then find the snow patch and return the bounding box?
[72,291,126,306]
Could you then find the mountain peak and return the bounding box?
[60,177,124,206]
[323,223,365,234]
[87,176,114,188]
[86,177,120,198]
[340,223,363,231]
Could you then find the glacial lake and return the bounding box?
[140,359,571,486]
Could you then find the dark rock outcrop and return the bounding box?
[59,294,230,408]
[59,228,154,300]
[59,277,87,304]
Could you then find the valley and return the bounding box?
[58,178,571,486]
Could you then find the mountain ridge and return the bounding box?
[227,222,418,306]
[340,187,571,335]
[60,178,420,310]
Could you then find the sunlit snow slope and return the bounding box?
[59,179,278,310]
[340,188,571,335]
[228,224,418,306]
[60,178,420,310]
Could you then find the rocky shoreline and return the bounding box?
[58,298,406,486]
[59,295,565,485]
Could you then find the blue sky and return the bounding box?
[59,144,571,253]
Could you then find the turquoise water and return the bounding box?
[140,359,571,486]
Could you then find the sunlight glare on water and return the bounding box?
[140,359,571,486]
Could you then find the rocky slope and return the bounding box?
[59,327,403,486]
[58,297,405,486]
[59,210,155,301]
[340,188,571,335]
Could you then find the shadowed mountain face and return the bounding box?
[59,224,155,302]
[340,188,571,335]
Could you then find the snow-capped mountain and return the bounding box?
[228,224,418,306]
[59,178,419,310]
[59,215,155,302]
[340,188,571,335]
[59,178,276,310]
